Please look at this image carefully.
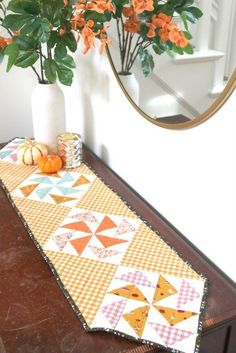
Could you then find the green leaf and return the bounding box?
[4,43,19,71]
[184,43,194,54]
[20,17,42,35]
[15,51,39,67]
[47,31,60,48]
[152,43,164,55]
[166,49,175,58]
[2,13,34,31]
[186,6,203,19]
[182,7,203,24]
[55,43,67,59]
[55,54,76,69]
[61,32,77,52]
[0,48,4,64]
[172,45,184,55]
[181,11,188,31]
[13,35,37,50]
[139,47,154,77]
[84,10,112,23]
[183,31,192,40]
[8,0,40,15]
[36,18,51,43]
[56,64,73,86]
[44,58,57,83]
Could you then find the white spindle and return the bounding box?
[195,0,213,52]
[211,0,233,94]
[225,2,236,78]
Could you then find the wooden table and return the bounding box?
[0,144,235,353]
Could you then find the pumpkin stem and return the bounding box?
[25,137,33,145]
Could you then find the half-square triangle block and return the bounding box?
[115,270,153,288]
[49,194,77,204]
[35,187,53,200]
[95,216,117,233]
[71,211,98,223]
[116,219,136,235]
[54,231,74,251]
[95,234,128,248]
[20,184,39,197]
[30,176,54,184]
[0,150,12,159]
[72,176,90,187]
[177,280,200,308]
[63,221,92,234]
[56,186,80,196]
[88,245,120,259]
[153,275,177,303]
[123,305,150,337]
[149,323,193,346]
[63,221,92,233]
[9,153,17,162]
[100,299,127,329]
[57,173,74,184]
[109,285,148,303]
[70,236,92,255]
[153,305,197,326]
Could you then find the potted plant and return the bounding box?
[112,0,203,103]
[0,0,113,151]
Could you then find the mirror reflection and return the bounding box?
[108,0,236,124]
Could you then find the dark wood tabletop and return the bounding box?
[0,143,235,353]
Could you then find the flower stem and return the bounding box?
[39,45,45,83]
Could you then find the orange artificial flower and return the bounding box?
[12,30,20,36]
[132,0,154,14]
[146,23,156,38]
[177,31,188,48]
[70,12,86,30]
[123,6,140,33]
[146,12,174,40]
[158,13,171,23]
[159,26,169,42]
[81,20,99,54]
[147,13,189,48]
[152,13,171,28]
[75,0,115,14]
[168,23,181,44]
[59,28,66,36]
[123,6,133,17]
[0,36,13,49]
[124,18,140,33]
[99,27,112,54]
[0,37,7,49]
[87,0,115,14]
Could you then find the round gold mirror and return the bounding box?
[107,0,236,129]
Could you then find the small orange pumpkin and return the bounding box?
[38,154,63,173]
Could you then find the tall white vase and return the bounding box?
[119,73,140,106]
[31,83,66,153]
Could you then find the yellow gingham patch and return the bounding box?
[44,251,117,325]
[121,223,201,280]
[12,196,70,245]
[0,161,37,192]
[77,176,137,219]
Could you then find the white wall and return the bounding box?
[0,47,235,282]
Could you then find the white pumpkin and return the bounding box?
[17,138,48,165]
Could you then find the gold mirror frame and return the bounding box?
[106,48,236,130]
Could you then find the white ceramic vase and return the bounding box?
[118,73,140,106]
[31,83,66,153]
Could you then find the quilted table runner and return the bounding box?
[0,138,208,353]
